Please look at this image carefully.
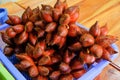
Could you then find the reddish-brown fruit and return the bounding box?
[29,13,40,23]
[64,6,79,23]
[70,59,84,70]
[16,54,35,65]
[45,22,57,33]
[68,42,82,51]
[49,71,61,80]
[33,41,46,59]
[46,33,52,44]
[90,44,103,58]
[28,66,39,77]
[41,4,53,11]
[59,37,66,48]
[32,6,40,14]
[59,14,70,25]
[60,74,73,80]
[54,0,67,13]
[89,21,100,37]
[51,34,61,45]
[14,31,28,45]
[22,7,33,24]
[102,48,111,61]
[14,45,24,54]
[25,21,34,32]
[100,24,108,36]
[80,33,95,47]
[43,49,55,56]
[63,50,75,64]
[58,25,68,37]
[35,20,45,29]
[51,54,62,64]
[106,46,117,54]
[6,27,16,38]
[53,8,62,22]
[8,15,21,25]
[20,60,33,69]
[26,43,34,57]
[68,23,81,37]
[35,27,45,38]
[12,24,24,33]
[38,56,51,66]
[5,19,13,25]
[41,10,53,23]
[1,32,13,45]
[72,69,86,79]
[96,35,117,48]
[37,75,48,80]
[4,46,13,56]
[80,51,95,64]
[59,62,71,74]
[29,33,37,45]
[38,66,50,76]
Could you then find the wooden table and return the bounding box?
[0,0,120,80]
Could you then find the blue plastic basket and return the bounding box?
[0,8,8,24]
[0,23,119,80]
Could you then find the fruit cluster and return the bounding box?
[1,0,117,80]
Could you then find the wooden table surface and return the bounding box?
[0,0,120,80]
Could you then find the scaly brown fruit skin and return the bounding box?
[35,20,45,29]
[28,66,39,77]
[68,23,82,37]
[63,50,75,64]
[68,42,82,51]
[45,22,57,33]
[72,69,86,79]
[64,6,79,23]
[80,33,95,47]
[14,31,28,45]
[33,41,46,59]
[8,15,21,25]
[38,56,51,66]
[89,21,100,37]
[49,71,61,80]
[57,25,68,37]
[4,46,13,56]
[36,75,48,80]
[41,10,53,23]
[96,35,118,48]
[60,74,74,80]
[106,46,117,54]
[38,66,50,76]
[12,24,24,34]
[22,7,33,24]
[102,48,111,61]
[79,51,95,64]
[25,21,33,32]
[54,0,67,14]
[59,62,71,74]
[53,8,62,22]
[6,27,17,38]
[1,32,12,45]
[100,23,108,36]
[59,14,70,25]
[29,33,37,45]
[70,59,84,70]
[90,44,103,58]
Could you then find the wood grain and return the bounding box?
[16,0,83,9]
[0,0,120,80]
[0,2,24,16]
